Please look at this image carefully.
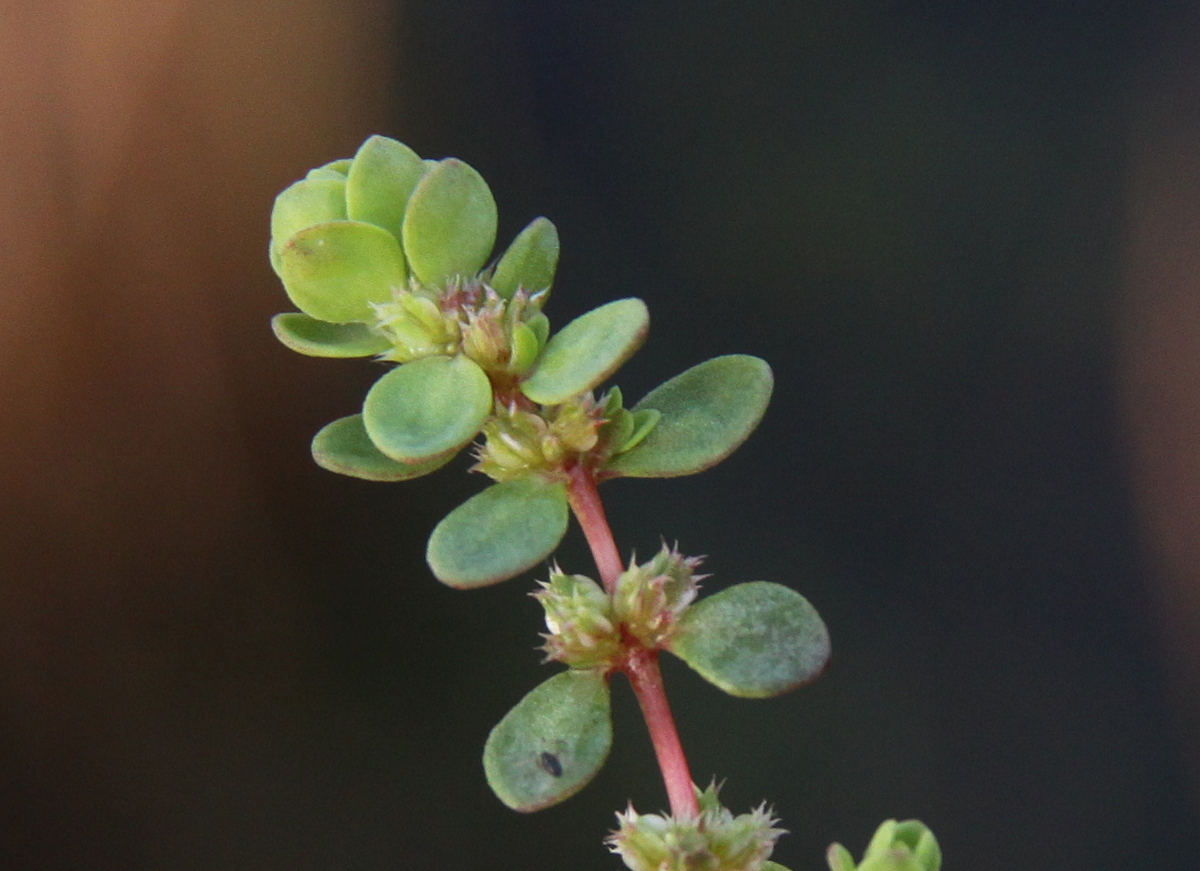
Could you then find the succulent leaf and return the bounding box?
[271,177,347,249]
[490,216,560,299]
[278,220,408,323]
[859,821,941,871]
[345,135,426,241]
[426,477,569,588]
[668,581,830,698]
[520,298,649,405]
[362,355,491,463]
[526,312,551,350]
[606,355,772,478]
[483,669,612,812]
[402,158,497,286]
[311,414,455,481]
[271,312,392,358]
[305,158,353,180]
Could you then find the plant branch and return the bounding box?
[566,463,700,819]
[565,463,624,594]
[624,647,700,818]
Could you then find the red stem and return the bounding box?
[565,463,624,594]
[565,463,700,819]
[624,648,700,818]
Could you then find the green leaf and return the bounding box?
[426,477,569,588]
[362,355,491,464]
[668,581,830,698]
[490,216,560,299]
[606,355,772,478]
[345,135,425,240]
[858,855,925,871]
[618,408,661,454]
[271,312,392,358]
[483,669,612,812]
[859,821,940,871]
[764,863,796,871]
[305,158,352,180]
[509,322,540,375]
[526,312,550,350]
[401,158,497,286]
[520,298,649,405]
[279,221,407,323]
[311,415,455,481]
[826,845,857,871]
[270,177,347,251]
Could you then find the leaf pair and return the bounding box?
[426,355,773,588]
[483,582,829,812]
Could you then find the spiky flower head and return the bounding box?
[607,783,785,871]
[372,277,546,371]
[613,545,706,648]
[473,392,605,482]
[532,568,622,669]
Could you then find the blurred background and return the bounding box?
[2,1,1200,868]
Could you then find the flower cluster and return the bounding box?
[473,392,604,482]
[532,546,705,669]
[607,783,785,871]
[613,545,706,648]
[533,570,622,668]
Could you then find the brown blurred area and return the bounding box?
[1122,5,1200,818]
[0,2,399,866]
[1,2,1199,869]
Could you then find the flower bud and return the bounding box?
[613,545,706,647]
[532,569,621,669]
[472,394,605,482]
[371,287,460,363]
[607,784,785,871]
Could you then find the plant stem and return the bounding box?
[624,648,700,818]
[565,463,624,594]
[565,463,700,819]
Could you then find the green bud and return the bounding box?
[533,569,621,669]
[472,394,605,483]
[607,783,785,871]
[613,545,706,648]
[830,820,940,871]
[826,843,857,871]
[473,404,556,481]
[371,287,461,363]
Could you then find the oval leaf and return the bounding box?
[363,355,491,464]
[270,177,347,249]
[271,312,392,358]
[305,158,352,180]
[490,216,560,299]
[345,135,426,239]
[606,355,772,478]
[520,298,649,405]
[668,581,830,698]
[311,415,455,481]
[826,844,857,871]
[426,477,569,588]
[401,158,497,286]
[483,669,612,812]
[279,221,407,323]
